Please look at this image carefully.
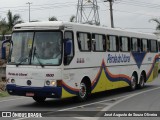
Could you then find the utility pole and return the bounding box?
[26,2,32,22]
[104,0,114,28]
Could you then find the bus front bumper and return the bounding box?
[6,84,62,98]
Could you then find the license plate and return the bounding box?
[26,92,34,97]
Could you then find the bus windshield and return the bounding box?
[9,31,62,66]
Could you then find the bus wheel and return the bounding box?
[33,96,46,103]
[130,74,137,91]
[77,82,89,101]
[138,74,145,88]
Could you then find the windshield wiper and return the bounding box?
[34,54,44,68]
[33,47,44,68]
[16,57,29,67]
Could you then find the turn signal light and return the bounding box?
[57,80,62,87]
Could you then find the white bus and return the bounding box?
[5,21,159,102]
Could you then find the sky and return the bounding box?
[0,0,160,34]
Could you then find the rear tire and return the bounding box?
[130,74,137,91]
[77,82,89,102]
[33,96,46,103]
[138,74,145,89]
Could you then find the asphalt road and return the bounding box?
[0,75,160,120]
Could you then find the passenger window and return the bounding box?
[107,35,119,51]
[150,40,158,52]
[120,37,130,52]
[138,39,141,52]
[131,38,138,52]
[92,34,106,51]
[77,32,91,51]
[141,39,148,52]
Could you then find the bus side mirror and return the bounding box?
[1,39,12,59]
[64,40,72,56]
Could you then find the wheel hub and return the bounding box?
[131,76,136,89]
[79,83,86,98]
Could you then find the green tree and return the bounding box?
[0,18,8,40]
[7,10,23,30]
[48,16,58,21]
[150,18,160,30]
[69,15,75,22]
[0,10,23,40]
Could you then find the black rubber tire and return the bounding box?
[130,74,137,91]
[138,74,145,89]
[77,82,89,102]
[33,96,46,103]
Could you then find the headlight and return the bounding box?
[51,81,56,86]
[45,80,56,86]
[46,80,50,85]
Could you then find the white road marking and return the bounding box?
[100,86,160,112]
[0,97,27,103]
[73,86,160,120]
[97,102,111,105]
[12,86,160,120]
[13,117,41,120]
[13,118,29,120]
[60,86,160,112]
[92,86,160,120]
[73,117,98,120]
[58,95,128,111]
[12,94,131,120]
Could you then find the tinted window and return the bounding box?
[92,34,106,51]
[131,38,138,51]
[141,39,148,52]
[120,37,130,52]
[77,32,91,51]
[107,35,119,51]
[150,40,157,52]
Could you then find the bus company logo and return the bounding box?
[107,54,130,63]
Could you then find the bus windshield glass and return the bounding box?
[9,31,62,66]
[10,32,34,65]
[32,31,62,65]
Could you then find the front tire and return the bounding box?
[77,82,89,102]
[33,96,46,103]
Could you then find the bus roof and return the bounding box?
[13,21,157,39]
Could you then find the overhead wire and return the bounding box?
[115,0,160,9]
